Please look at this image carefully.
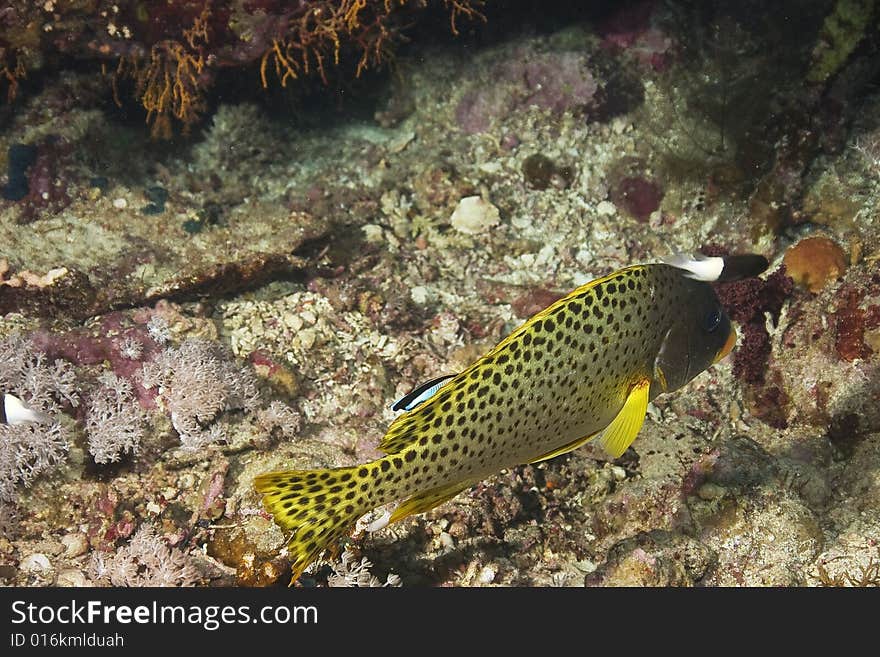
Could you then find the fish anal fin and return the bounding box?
[529,431,600,464]
[389,480,472,524]
[599,379,650,458]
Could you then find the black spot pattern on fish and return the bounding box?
[364,266,673,484]
[255,264,724,582]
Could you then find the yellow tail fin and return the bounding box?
[254,464,375,583]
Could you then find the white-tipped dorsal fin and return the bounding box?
[3,393,50,425]
[663,253,724,282]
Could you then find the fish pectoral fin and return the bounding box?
[529,431,600,464]
[599,379,650,458]
[389,480,473,524]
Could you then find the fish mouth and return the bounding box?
[713,326,737,364]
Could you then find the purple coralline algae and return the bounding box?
[456,49,597,135]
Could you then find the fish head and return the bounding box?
[653,277,735,394]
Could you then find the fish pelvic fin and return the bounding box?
[388,479,473,524]
[254,464,375,584]
[599,379,650,458]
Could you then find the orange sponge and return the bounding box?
[783,235,848,293]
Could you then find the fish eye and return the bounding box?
[704,308,722,332]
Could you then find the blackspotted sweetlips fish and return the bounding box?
[255,253,767,582]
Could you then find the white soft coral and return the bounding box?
[0,332,78,502]
[141,338,261,451]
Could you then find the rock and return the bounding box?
[450,196,501,235]
[691,439,825,585]
[698,496,823,585]
[697,482,726,501]
[61,532,88,558]
[206,522,290,587]
[56,569,88,587]
[21,553,52,575]
[587,531,713,586]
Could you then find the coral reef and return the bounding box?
[455,46,597,135]
[0,0,486,138]
[142,338,261,450]
[85,372,147,465]
[2,2,880,589]
[713,265,794,386]
[807,0,876,83]
[327,548,402,587]
[0,332,78,502]
[0,421,69,503]
[89,524,201,587]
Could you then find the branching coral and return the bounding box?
[0,422,70,503]
[0,49,25,103]
[141,338,261,451]
[816,556,880,587]
[712,265,794,384]
[0,332,79,502]
[327,548,402,587]
[0,332,79,412]
[89,524,200,586]
[255,400,303,442]
[260,0,484,88]
[0,4,40,104]
[85,372,147,465]
[113,4,212,139]
[260,6,346,87]
[133,42,206,139]
[807,0,876,83]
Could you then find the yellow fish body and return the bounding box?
[255,257,750,582]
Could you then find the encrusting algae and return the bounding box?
[255,254,767,583]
